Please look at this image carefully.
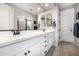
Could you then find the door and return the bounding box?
[60,8,74,43]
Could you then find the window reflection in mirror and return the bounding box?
[17,18,26,30]
[27,20,32,30]
[41,15,45,27]
[46,13,52,27]
[17,18,33,30]
[40,13,53,29]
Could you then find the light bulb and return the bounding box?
[45,3,49,7]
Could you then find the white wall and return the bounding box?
[53,4,59,47]
[9,5,15,30]
[0,4,14,30]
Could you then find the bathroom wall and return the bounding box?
[0,3,14,30]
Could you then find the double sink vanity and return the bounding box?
[0,29,55,56]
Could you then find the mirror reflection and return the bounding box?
[46,13,52,27]
[17,18,26,30]
[40,13,53,29]
[17,18,33,30]
[0,3,54,31]
[27,20,32,30]
[41,15,45,27]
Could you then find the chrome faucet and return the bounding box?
[12,30,20,35]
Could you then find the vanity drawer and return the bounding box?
[15,42,41,56]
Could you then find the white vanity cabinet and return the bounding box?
[47,32,54,50]
[26,43,41,56]
[0,41,31,56]
[40,35,48,56]
[16,42,41,56]
[26,32,54,56]
[16,35,48,56]
[0,4,14,30]
[40,32,54,56]
[0,31,54,56]
[0,36,42,56]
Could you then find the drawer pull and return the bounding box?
[28,51,30,53]
[24,52,27,56]
[44,45,47,47]
[44,41,47,42]
[44,36,47,38]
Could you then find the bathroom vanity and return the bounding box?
[0,29,55,56]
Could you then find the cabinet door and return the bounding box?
[48,32,54,50]
[41,41,48,56]
[16,42,41,56]
[40,35,48,56]
[0,4,14,30]
[27,43,41,56]
[14,48,28,56]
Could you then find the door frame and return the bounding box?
[59,7,75,43]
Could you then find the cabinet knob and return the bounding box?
[44,41,47,43]
[24,52,27,56]
[44,36,47,38]
[28,51,30,53]
[44,45,47,47]
[70,30,72,31]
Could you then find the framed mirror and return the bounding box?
[39,13,53,29]
[17,18,33,30]
[41,15,45,28]
[0,3,38,31]
[46,13,52,27]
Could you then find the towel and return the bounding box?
[73,23,79,38]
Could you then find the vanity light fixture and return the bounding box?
[45,3,49,7]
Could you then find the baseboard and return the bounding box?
[59,40,74,44]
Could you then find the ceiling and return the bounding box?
[11,3,75,15]
[11,3,55,15]
[58,3,75,10]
